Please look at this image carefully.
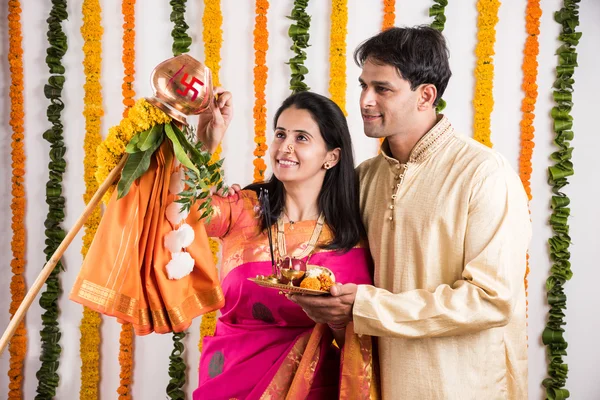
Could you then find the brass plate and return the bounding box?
[247,277,329,296]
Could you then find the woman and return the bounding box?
[193,91,377,399]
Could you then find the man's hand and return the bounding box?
[288,283,358,325]
[197,87,233,153]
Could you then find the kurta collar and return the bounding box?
[380,115,454,166]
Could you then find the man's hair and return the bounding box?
[354,26,452,105]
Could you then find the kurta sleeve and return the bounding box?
[353,163,532,338]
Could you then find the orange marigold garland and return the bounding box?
[382,0,395,30]
[519,0,541,323]
[7,1,27,398]
[80,0,104,398]
[253,0,269,182]
[199,0,224,352]
[118,0,136,398]
[329,0,347,115]
[472,0,500,148]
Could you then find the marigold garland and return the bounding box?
[472,0,500,148]
[118,1,136,398]
[287,0,311,94]
[329,0,347,116]
[7,1,27,398]
[199,0,224,353]
[36,0,69,397]
[382,0,395,31]
[121,0,136,116]
[542,2,581,398]
[79,1,104,398]
[519,0,541,326]
[253,0,269,182]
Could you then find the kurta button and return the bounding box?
[388,216,393,221]
[389,205,394,209]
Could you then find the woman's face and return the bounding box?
[270,107,333,186]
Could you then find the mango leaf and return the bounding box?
[164,123,199,175]
[117,137,163,199]
[138,124,164,151]
[125,130,145,153]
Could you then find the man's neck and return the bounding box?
[387,114,439,164]
[282,179,322,222]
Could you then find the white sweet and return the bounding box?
[169,169,185,195]
[165,202,189,225]
[164,229,183,253]
[166,251,195,280]
[178,223,195,248]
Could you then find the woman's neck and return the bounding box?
[282,180,321,222]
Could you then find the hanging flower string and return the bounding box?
[382,0,395,30]
[79,0,104,398]
[35,0,68,397]
[519,0,541,326]
[542,1,581,399]
[287,0,311,94]
[472,0,500,148]
[253,0,269,182]
[7,1,27,398]
[166,1,194,398]
[429,0,448,112]
[329,0,347,115]
[118,0,136,398]
[199,0,224,353]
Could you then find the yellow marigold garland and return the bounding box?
[253,0,269,182]
[519,0,541,322]
[96,99,171,203]
[199,0,224,352]
[472,0,500,148]
[7,1,27,398]
[382,0,395,31]
[121,0,136,116]
[329,0,347,115]
[118,0,136,398]
[80,0,104,397]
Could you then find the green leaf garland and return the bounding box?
[170,0,192,56]
[35,0,68,398]
[429,0,448,112]
[542,1,581,399]
[287,0,311,93]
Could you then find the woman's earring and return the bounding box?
[323,162,331,170]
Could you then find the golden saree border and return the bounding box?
[72,278,224,335]
[340,323,380,400]
[259,331,312,400]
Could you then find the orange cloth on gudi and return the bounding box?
[70,142,224,335]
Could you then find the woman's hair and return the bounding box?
[245,91,365,252]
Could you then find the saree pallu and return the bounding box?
[194,247,378,400]
[69,142,224,334]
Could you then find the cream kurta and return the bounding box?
[354,116,531,399]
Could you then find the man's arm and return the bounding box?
[352,165,531,338]
[292,164,531,339]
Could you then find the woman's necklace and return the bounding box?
[276,212,325,261]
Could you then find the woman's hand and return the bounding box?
[197,87,233,153]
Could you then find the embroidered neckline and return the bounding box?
[381,115,454,165]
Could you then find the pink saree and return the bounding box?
[193,191,378,400]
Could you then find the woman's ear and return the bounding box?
[325,147,341,168]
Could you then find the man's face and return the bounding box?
[358,59,421,139]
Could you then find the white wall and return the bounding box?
[0,1,598,398]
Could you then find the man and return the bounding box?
[290,26,531,399]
